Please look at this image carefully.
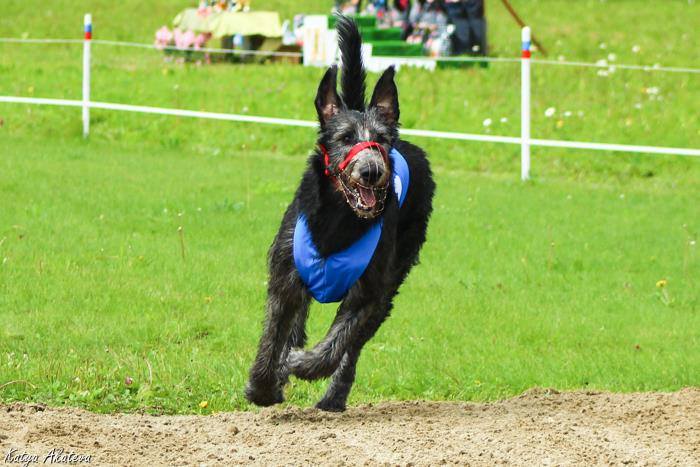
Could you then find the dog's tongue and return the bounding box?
[358,186,376,208]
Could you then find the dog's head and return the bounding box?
[315,65,400,219]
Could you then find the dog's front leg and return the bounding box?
[315,303,391,412]
[276,304,309,388]
[245,284,310,407]
[286,292,378,381]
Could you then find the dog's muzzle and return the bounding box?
[320,142,390,218]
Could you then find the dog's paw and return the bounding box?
[286,348,308,376]
[286,349,326,381]
[315,397,347,412]
[244,380,284,407]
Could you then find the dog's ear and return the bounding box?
[369,66,399,125]
[315,65,343,126]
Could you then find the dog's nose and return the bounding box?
[359,163,384,185]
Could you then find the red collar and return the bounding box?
[319,141,388,177]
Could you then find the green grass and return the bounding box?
[0,0,699,414]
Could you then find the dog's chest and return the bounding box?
[293,148,409,303]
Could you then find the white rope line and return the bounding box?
[531,59,700,75]
[1,95,698,157]
[0,37,302,57]
[400,55,521,64]
[401,128,520,144]
[529,139,700,157]
[93,39,303,57]
[1,37,699,73]
[0,37,83,44]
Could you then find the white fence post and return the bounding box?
[82,13,92,138]
[521,26,531,181]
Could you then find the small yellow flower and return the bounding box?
[199,400,208,408]
[203,296,213,304]
[656,279,667,288]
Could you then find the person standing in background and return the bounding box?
[443,0,487,55]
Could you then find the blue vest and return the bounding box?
[293,148,410,303]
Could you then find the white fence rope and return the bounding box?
[2,96,699,157]
[530,59,700,75]
[1,18,700,177]
[2,36,700,73]
[0,37,303,58]
[94,39,304,57]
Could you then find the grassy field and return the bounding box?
[0,1,699,414]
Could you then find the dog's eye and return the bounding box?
[343,134,354,144]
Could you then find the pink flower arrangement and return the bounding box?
[193,32,212,50]
[173,29,196,50]
[154,25,211,61]
[154,26,173,50]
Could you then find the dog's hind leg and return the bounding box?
[314,236,423,412]
[286,291,380,381]
[245,280,310,407]
[315,302,392,412]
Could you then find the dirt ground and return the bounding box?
[1,388,698,466]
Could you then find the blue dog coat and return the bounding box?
[293,148,410,303]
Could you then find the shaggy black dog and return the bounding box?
[245,16,435,412]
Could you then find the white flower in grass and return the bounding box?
[557,55,566,62]
[634,103,643,110]
[607,53,617,62]
[632,45,641,54]
[500,117,508,123]
[482,118,492,127]
[595,59,608,67]
[597,69,609,77]
[564,111,572,117]
[544,107,556,118]
[599,42,607,50]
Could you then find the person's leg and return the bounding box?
[465,0,487,55]
[444,2,471,55]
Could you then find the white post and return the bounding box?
[82,13,92,138]
[520,26,531,181]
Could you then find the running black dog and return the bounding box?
[245,16,435,412]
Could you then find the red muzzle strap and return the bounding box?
[320,141,388,177]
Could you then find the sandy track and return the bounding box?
[1,388,698,466]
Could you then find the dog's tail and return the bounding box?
[336,15,366,111]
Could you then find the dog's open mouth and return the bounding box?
[337,172,389,219]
